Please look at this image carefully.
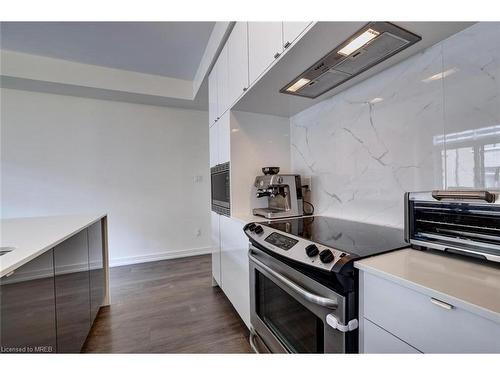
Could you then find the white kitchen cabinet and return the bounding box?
[227,22,249,107]
[208,67,217,126]
[216,43,229,119]
[217,112,230,164]
[209,122,218,168]
[220,216,250,328]
[248,22,283,85]
[359,270,500,353]
[211,211,221,286]
[363,318,420,353]
[282,22,311,49]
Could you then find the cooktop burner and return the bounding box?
[244,216,407,274]
[263,216,406,258]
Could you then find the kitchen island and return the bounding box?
[0,214,109,353]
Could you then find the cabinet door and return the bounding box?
[220,216,250,328]
[54,229,90,353]
[208,67,217,126]
[363,318,420,353]
[248,22,283,84]
[282,22,311,49]
[211,211,221,286]
[0,250,57,353]
[216,44,229,118]
[88,220,104,324]
[209,122,219,167]
[227,22,249,107]
[218,112,230,164]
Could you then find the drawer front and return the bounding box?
[363,272,500,353]
[363,318,420,353]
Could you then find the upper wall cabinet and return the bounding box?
[218,112,230,164]
[208,67,217,126]
[227,22,249,108]
[282,22,311,49]
[248,22,283,85]
[209,122,218,168]
[216,44,229,119]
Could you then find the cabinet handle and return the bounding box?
[284,41,291,49]
[430,297,454,310]
[274,52,281,59]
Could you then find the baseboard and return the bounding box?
[109,246,213,268]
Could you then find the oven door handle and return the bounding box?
[248,250,338,310]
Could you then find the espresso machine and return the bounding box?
[253,167,304,219]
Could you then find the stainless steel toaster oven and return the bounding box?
[405,190,500,263]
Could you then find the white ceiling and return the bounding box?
[0,22,215,80]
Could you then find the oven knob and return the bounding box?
[319,249,334,263]
[254,225,264,235]
[305,244,319,257]
[247,223,257,232]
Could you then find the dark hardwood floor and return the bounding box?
[82,255,253,353]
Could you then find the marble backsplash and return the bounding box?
[290,22,500,228]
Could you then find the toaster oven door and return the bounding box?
[407,191,500,263]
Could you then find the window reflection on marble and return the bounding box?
[435,124,500,189]
[484,143,500,188]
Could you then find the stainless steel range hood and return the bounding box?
[280,22,421,98]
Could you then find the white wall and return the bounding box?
[1,88,211,266]
[229,110,291,218]
[290,22,500,228]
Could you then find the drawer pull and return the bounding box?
[431,297,454,310]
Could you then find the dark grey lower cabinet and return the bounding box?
[54,229,91,353]
[88,221,105,323]
[0,250,57,353]
[1,219,106,354]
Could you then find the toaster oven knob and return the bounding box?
[305,244,319,257]
[319,249,334,263]
[254,225,264,235]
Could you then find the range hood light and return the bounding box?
[337,29,380,56]
[286,78,311,92]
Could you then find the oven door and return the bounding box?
[211,162,230,215]
[248,246,351,353]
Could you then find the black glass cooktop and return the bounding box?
[262,216,407,259]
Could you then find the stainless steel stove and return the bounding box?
[244,216,406,353]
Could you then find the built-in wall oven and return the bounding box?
[211,162,230,216]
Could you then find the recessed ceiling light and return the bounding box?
[286,78,311,93]
[422,68,459,83]
[338,29,380,57]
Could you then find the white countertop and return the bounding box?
[355,248,500,324]
[231,212,315,224]
[0,213,106,278]
[231,213,270,224]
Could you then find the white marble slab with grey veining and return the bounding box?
[290,22,500,228]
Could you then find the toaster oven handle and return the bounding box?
[248,250,338,310]
[431,190,495,203]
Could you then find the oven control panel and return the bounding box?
[244,223,352,272]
